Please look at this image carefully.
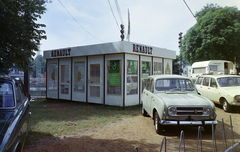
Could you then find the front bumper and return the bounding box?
[159,120,218,125]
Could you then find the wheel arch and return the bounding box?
[13,141,22,152]
[219,97,226,105]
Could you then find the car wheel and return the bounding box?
[141,105,148,117]
[204,125,216,134]
[222,99,231,112]
[154,112,163,134]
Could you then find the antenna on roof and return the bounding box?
[127,9,130,41]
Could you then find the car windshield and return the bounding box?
[217,77,240,87]
[0,81,15,108]
[156,78,194,91]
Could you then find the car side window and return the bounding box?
[210,78,217,87]
[0,82,15,108]
[202,77,210,86]
[150,79,154,93]
[15,82,26,107]
[145,79,151,91]
[195,77,203,85]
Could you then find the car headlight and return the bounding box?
[235,95,240,101]
[203,107,211,115]
[168,107,177,116]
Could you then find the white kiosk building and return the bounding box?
[44,41,176,107]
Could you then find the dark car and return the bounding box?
[0,77,30,152]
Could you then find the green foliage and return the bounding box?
[30,54,46,77]
[181,4,240,66]
[0,0,46,75]
[173,55,180,74]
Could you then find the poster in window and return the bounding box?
[110,60,120,86]
[127,60,137,74]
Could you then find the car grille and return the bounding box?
[176,107,203,116]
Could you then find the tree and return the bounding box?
[30,54,46,78]
[172,55,181,74]
[0,0,46,75]
[181,4,240,67]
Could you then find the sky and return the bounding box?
[38,0,240,56]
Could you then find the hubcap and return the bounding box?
[223,102,227,111]
[155,114,158,130]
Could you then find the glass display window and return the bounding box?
[48,63,58,90]
[127,60,138,95]
[74,61,85,93]
[154,62,162,75]
[142,61,150,91]
[107,60,121,95]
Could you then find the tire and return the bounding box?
[154,112,163,134]
[141,104,148,117]
[222,98,231,112]
[204,125,216,134]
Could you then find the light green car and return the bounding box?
[141,75,217,134]
[195,75,240,112]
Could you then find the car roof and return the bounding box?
[197,75,240,79]
[147,74,191,80]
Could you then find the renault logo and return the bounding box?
[194,109,198,114]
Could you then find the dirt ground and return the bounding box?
[23,105,240,152]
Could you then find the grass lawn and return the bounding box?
[26,99,141,145]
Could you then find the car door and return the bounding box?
[149,79,156,116]
[199,77,210,98]
[15,81,30,143]
[142,78,151,114]
[195,76,203,92]
[207,78,220,103]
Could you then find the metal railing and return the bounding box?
[133,115,240,152]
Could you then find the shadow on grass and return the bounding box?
[23,134,195,152]
[27,99,142,144]
[25,131,53,145]
[30,99,141,123]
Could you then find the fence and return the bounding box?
[133,115,240,152]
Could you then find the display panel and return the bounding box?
[127,60,138,95]
[142,61,150,91]
[48,63,58,90]
[107,60,121,95]
[154,62,162,75]
[74,62,85,92]
[90,64,100,84]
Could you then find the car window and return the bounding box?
[0,81,15,108]
[150,79,154,93]
[145,78,151,91]
[195,77,203,85]
[210,78,217,87]
[155,79,194,91]
[202,77,210,86]
[217,77,240,87]
[15,82,26,107]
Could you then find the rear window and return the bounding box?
[0,81,15,108]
